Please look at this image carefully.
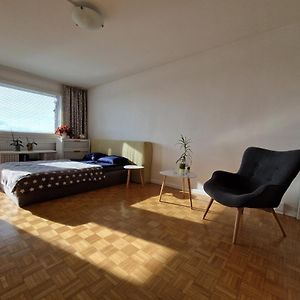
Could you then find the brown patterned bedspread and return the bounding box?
[14,167,105,196]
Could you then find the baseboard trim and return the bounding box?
[151,178,298,218]
[151,178,179,190]
[274,208,297,218]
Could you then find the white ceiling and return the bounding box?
[0,0,299,88]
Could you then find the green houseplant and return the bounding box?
[176,134,192,173]
[10,133,24,151]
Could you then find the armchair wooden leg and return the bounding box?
[271,209,286,237]
[232,208,243,244]
[203,198,214,220]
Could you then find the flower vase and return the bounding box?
[61,132,68,139]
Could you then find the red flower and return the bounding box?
[55,125,71,136]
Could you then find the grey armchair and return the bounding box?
[203,147,300,244]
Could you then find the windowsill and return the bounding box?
[0,131,57,138]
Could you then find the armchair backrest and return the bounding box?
[238,147,300,189]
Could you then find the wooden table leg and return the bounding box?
[182,178,185,199]
[140,169,144,186]
[187,178,193,209]
[126,170,131,188]
[159,176,166,202]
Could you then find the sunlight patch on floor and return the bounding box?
[130,193,209,224]
[5,203,178,286]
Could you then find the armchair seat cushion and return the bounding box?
[204,170,284,208]
[204,171,254,207]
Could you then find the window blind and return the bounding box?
[0,85,58,134]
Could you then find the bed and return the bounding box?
[0,159,127,207]
[0,139,152,207]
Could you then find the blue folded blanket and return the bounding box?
[98,155,131,166]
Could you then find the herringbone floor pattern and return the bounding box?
[0,184,300,299]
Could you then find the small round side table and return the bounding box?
[124,165,144,187]
[159,170,197,209]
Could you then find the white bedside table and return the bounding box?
[124,165,144,187]
[159,170,197,209]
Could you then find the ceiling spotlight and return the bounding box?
[71,5,104,30]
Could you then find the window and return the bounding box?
[0,84,60,134]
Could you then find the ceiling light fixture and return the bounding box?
[67,1,104,30]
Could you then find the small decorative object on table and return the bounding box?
[176,134,192,175]
[26,137,37,151]
[10,132,23,151]
[55,125,72,139]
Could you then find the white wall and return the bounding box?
[89,23,300,218]
[0,65,61,96]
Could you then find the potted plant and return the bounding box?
[176,134,192,174]
[55,125,72,138]
[10,133,24,151]
[26,138,37,151]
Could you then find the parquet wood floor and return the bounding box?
[0,184,300,299]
